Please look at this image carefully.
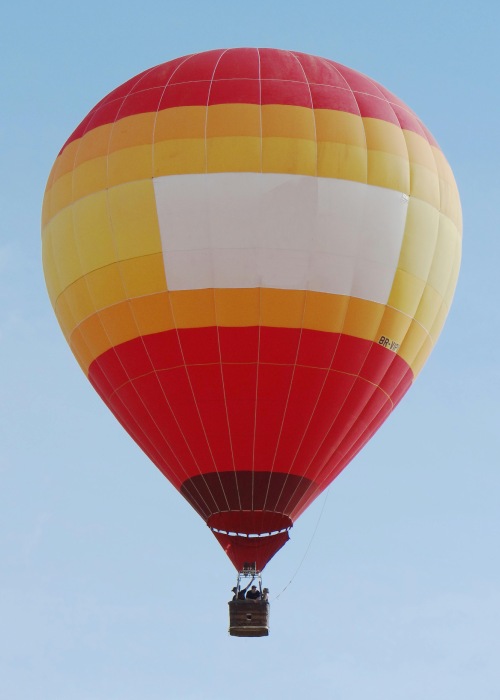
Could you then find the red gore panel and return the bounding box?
[88,326,412,523]
[212,529,290,572]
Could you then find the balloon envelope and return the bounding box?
[42,48,461,570]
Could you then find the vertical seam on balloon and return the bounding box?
[287,196,412,502]
[280,363,397,517]
[65,75,214,506]
[204,48,231,172]
[114,73,216,514]
[436,231,461,339]
[293,381,402,518]
[308,357,397,487]
[46,211,157,488]
[251,47,264,512]
[279,65,414,515]
[280,192,370,498]
[207,49,242,510]
[285,65,376,477]
[380,82,412,196]
[47,215,77,349]
[144,52,232,513]
[318,92,419,476]
[418,216,456,351]
[97,60,217,516]
[92,369,203,502]
[200,49,236,511]
[66,69,152,418]
[281,217,409,510]
[149,55,224,508]
[326,60,368,177]
[420,145,456,349]
[261,52,311,512]
[257,48,263,174]
[264,51,318,513]
[284,61,374,498]
[146,56,227,514]
[151,54,196,178]
[312,362,413,496]
[213,306,241,510]
[278,362,360,515]
[405,203,442,353]
[274,59,369,514]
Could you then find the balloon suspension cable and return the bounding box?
[274,488,330,601]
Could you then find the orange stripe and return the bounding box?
[42,104,460,227]
[60,288,431,376]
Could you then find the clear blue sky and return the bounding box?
[1,1,499,698]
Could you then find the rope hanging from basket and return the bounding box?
[273,488,330,601]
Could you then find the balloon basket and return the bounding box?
[228,600,270,637]
[228,564,270,637]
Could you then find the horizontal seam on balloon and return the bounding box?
[54,279,440,349]
[51,253,165,308]
[43,152,455,220]
[57,290,431,338]
[53,119,443,160]
[42,180,161,232]
[43,175,459,230]
[58,89,440,156]
[384,302,434,344]
[47,136,412,183]
[101,363,397,405]
[389,280,452,334]
[59,289,387,330]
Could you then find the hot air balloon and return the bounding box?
[42,48,461,636]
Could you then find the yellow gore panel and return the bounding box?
[107,180,162,259]
[262,137,317,175]
[73,191,116,274]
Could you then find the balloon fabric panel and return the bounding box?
[42,48,461,570]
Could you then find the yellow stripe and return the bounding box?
[52,139,80,182]
[207,136,261,173]
[44,185,459,364]
[107,180,162,258]
[397,197,440,281]
[72,155,108,203]
[316,142,367,182]
[43,139,459,227]
[42,104,461,230]
[367,150,409,192]
[46,171,73,225]
[443,238,461,310]
[54,253,167,334]
[362,117,408,159]
[44,207,81,295]
[400,321,434,376]
[44,181,163,303]
[409,161,440,209]
[108,144,153,185]
[262,137,317,175]
[426,213,460,298]
[431,146,462,229]
[153,138,206,176]
[389,197,461,335]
